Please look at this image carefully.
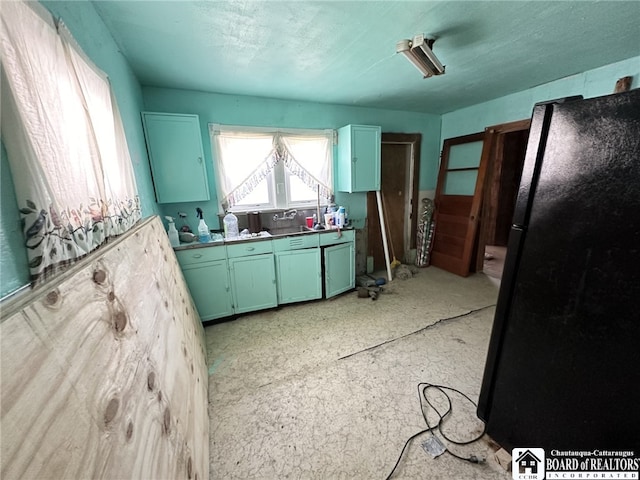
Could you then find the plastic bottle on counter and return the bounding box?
[337,206,346,228]
[326,203,337,228]
[223,211,239,239]
[196,207,211,243]
[165,216,180,247]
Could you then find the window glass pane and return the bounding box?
[222,135,273,186]
[287,171,316,203]
[448,141,483,169]
[281,135,332,191]
[235,178,270,206]
[443,169,478,195]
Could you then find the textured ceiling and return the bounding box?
[92,1,640,114]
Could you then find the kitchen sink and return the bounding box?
[267,225,316,236]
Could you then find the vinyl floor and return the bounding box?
[205,266,511,480]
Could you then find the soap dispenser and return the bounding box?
[196,207,211,243]
[165,216,180,247]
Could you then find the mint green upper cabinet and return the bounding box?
[141,112,209,203]
[336,124,381,192]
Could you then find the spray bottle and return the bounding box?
[196,207,211,243]
[165,216,180,247]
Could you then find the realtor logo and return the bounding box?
[512,448,545,480]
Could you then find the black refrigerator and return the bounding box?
[477,88,640,452]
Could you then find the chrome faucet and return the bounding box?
[272,209,297,222]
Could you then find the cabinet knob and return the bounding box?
[246,247,255,251]
[197,157,203,164]
[193,253,202,258]
[353,157,357,162]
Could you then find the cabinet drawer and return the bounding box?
[226,240,273,258]
[319,229,355,246]
[273,234,319,252]
[176,245,226,266]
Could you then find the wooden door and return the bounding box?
[367,143,407,268]
[475,119,530,272]
[431,132,490,277]
[366,134,421,270]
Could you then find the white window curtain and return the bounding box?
[210,124,333,209]
[0,1,141,284]
[279,132,333,200]
[211,128,278,209]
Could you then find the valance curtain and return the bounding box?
[0,1,141,284]
[210,124,333,209]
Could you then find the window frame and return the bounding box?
[210,124,334,213]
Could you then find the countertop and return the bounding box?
[173,226,353,251]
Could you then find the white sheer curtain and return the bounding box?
[0,1,140,283]
[210,128,277,209]
[279,132,332,200]
[210,124,333,209]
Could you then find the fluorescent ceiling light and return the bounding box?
[396,34,445,78]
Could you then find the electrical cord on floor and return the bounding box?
[384,382,486,480]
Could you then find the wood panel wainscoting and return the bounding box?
[0,216,208,480]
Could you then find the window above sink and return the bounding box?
[209,124,334,213]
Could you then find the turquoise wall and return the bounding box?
[142,87,441,231]
[1,144,30,296]
[2,0,636,298]
[441,56,640,142]
[0,1,159,298]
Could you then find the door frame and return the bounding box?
[380,133,421,251]
[475,119,531,272]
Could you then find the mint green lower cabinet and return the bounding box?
[324,242,355,298]
[177,232,354,319]
[181,260,233,321]
[275,249,322,304]
[228,253,277,314]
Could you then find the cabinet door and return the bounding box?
[324,242,355,298]
[337,125,381,192]
[275,249,322,304]
[181,260,233,321]
[352,126,381,192]
[142,112,209,203]
[229,254,277,314]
